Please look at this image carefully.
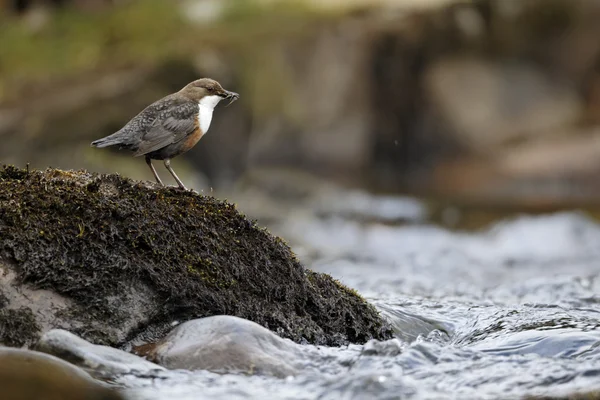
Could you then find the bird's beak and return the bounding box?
[220,90,239,106]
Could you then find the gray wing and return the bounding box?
[133,101,197,157]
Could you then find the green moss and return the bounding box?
[0,307,40,347]
[0,165,392,346]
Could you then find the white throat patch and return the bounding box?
[198,95,223,134]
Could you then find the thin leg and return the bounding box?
[145,156,164,186]
[164,159,187,190]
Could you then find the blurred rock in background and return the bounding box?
[2,0,600,210]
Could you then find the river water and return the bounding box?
[94,181,600,399]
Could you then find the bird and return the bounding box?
[91,78,239,191]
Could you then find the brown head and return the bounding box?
[179,78,239,104]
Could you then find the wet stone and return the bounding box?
[138,315,304,378]
[36,329,165,379]
[0,347,124,400]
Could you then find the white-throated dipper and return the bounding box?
[91,78,239,190]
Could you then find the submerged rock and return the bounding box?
[0,165,392,347]
[40,316,358,379]
[136,315,304,378]
[36,329,165,378]
[0,347,123,400]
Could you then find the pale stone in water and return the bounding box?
[37,329,165,378]
[149,315,302,378]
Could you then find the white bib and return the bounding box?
[198,95,223,133]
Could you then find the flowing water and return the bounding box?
[79,184,600,399]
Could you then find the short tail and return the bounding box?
[90,133,124,148]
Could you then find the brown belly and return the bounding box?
[146,127,204,160]
[180,127,204,153]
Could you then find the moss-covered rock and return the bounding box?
[0,165,392,347]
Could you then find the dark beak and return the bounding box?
[220,90,239,106]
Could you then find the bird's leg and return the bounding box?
[145,156,164,186]
[164,159,188,190]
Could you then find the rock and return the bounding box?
[244,16,373,175]
[0,347,123,400]
[496,129,600,178]
[424,58,582,152]
[0,165,392,347]
[135,315,303,377]
[36,329,165,378]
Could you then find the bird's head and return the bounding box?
[180,78,239,108]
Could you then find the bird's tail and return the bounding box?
[90,132,124,148]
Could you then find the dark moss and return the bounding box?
[0,307,40,347]
[0,165,392,346]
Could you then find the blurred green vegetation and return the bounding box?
[0,0,187,101]
[0,0,338,103]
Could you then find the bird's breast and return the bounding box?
[180,124,204,154]
[198,99,217,134]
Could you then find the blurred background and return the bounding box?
[3,0,600,228]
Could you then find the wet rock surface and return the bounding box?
[0,165,392,347]
[36,316,355,381]
[37,329,165,378]
[138,316,303,378]
[39,316,314,379]
[0,347,124,400]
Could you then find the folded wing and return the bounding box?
[133,102,197,157]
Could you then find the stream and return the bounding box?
[66,182,600,399]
